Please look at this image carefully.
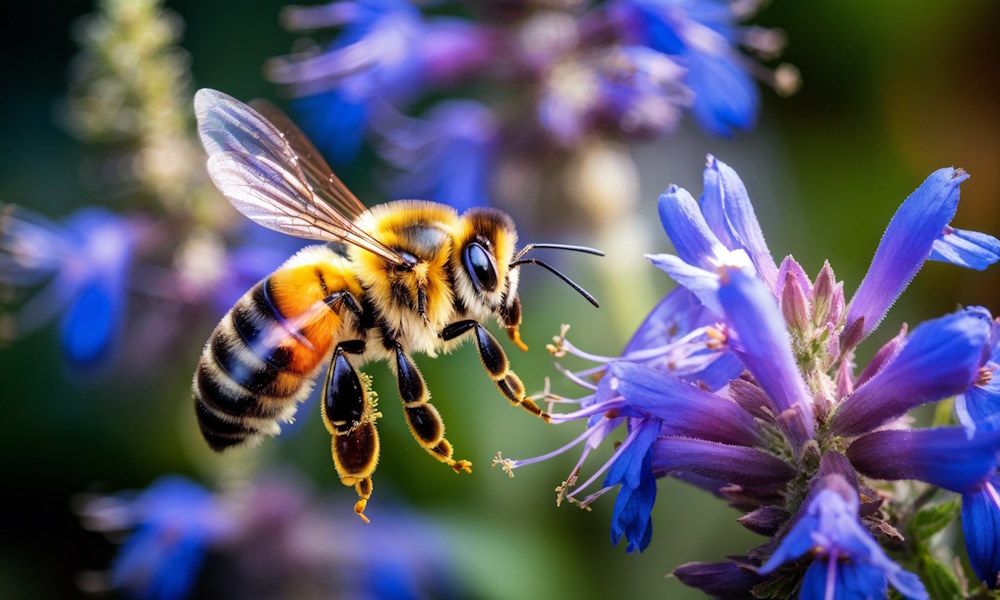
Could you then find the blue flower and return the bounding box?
[373,100,498,211]
[502,154,1000,596]
[91,477,231,600]
[759,474,927,600]
[81,473,467,599]
[0,205,135,366]
[269,0,496,164]
[612,0,789,136]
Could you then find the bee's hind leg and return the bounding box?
[393,343,472,474]
[322,345,380,523]
[441,320,550,422]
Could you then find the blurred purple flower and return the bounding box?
[1,205,136,366]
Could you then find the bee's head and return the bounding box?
[453,208,603,350]
[452,208,520,321]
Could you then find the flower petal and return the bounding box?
[846,427,1000,493]
[646,253,723,314]
[929,227,1000,271]
[702,155,778,292]
[657,184,728,270]
[831,310,989,436]
[961,477,1000,588]
[673,561,763,598]
[651,436,795,487]
[847,168,968,339]
[610,362,761,446]
[718,267,815,445]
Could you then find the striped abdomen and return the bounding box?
[194,254,355,451]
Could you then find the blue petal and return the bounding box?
[293,90,369,165]
[60,282,116,366]
[847,427,1000,493]
[657,184,727,270]
[610,362,761,446]
[930,227,1000,270]
[758,514,820,573]
[686,50,759,137]
[604,418,661,490]
[646,253,722,314]
[831,309,990,436]
[609,449,657,553]
[847,168,968,338]
[622,287,704,354]
[961,478,1000,588]
[957,382,1000,433]
[701,155,778,292]
[718,267,815,445]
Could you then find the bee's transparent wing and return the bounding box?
[195,88,406,265]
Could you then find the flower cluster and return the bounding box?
[78,472,464,600]
[268,0,797,219]
[498,155,1000,597]
[1,0,293,371]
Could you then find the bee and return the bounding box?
[192,88,602,522]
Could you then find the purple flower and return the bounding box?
[758,474,927,600]
[500,155,1000,595]
[0,205,136,366]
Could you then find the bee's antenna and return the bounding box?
[510,258,600,308]
[512,243,605,263]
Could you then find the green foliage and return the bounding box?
[910,499,962,542]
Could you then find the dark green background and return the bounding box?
[1,1,998,598]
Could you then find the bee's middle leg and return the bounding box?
[441,320,550,422]
[393,343,472,474]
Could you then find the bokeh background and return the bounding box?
[1,0,998,598]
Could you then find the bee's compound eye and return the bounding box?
[463,242,498,292]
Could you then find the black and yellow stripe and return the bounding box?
[193,278,310,451]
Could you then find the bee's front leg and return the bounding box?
[393,343,472,474]
[321,345,379,523]
[440,320,550,422]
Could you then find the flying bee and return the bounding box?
[192,88,602,522]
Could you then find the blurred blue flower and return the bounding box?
[612,0,791,136]
[1,205,135,366]
[759,474,928,600]
[374,100,499,211]
[269,0,497,164]
[81,477,231,600]
[80,472,467,599]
